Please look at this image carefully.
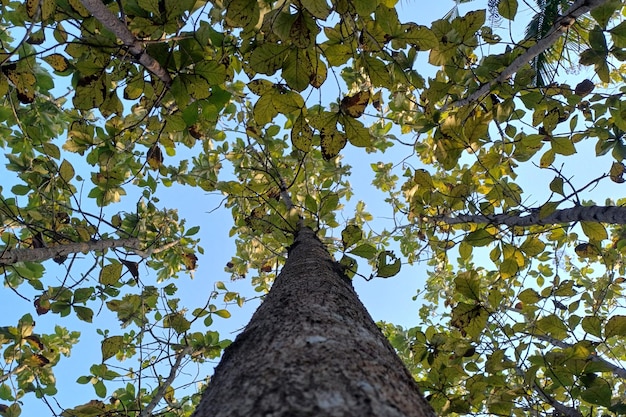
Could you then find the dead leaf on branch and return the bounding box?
[340,90,370,118]
[147,144,164,169]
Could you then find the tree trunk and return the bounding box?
[193,226,435,417]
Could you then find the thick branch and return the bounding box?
[531,333,626,379]
[437,205,626,227]
[514,363,582,417]
[79,0,172,84]
[0,238,141,266]
[447,0,610,109]
[533,381,582,417]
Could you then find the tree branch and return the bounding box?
[140,345,193,417]
[0,364,26,383]
[514,363,582,417]
[532,381,583,417]
[436,205,626,227]
[79,0,172,84]
[447,0,611,109]
[0,238,141,266]
[530,333,626,379]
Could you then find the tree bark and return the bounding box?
[0,238,178,265]
[0,238,141,266]
[193,226,435,417]
[79,0,172,84]
[437,205,626,227]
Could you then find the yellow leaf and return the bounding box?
[320,128,346,160]
[610,161,625,183]
[26,0,39,18]
[291,114,313,152]
[43,54,70,72]
[581,221,608,242]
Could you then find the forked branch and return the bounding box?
[79,0,172,84]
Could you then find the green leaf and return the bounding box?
[518,288,541,304]
[350,244,377,260]
[398,24,438,50]
[499,258,519,279]
[452,9,486,42]
[581,378,612,407]
[163,313,191,334]
[248,43,289,75]
[581,221,607,242]
[73,74,106,110]
[535,314,568,339]
[497,0,517,20]
[458,240,473,259]
[59,159,75,182]
[539,201,559,219]
[319,193,339,217]
[550,137,576,155]
[101,335,124,362]
[73,288,94,304]
[454,271,480,301]
[301,0,331,19]
[341,116,372,147]
[11,184,30,195]
[520,237,545,256]
[465,229,494,247]
[291,114,313,152]
[99,263,123,286]
[582,316,603,338]
[451,302,489,339]
[74,306,93,323]
[590,0,621,29]
[376,251,401,278]
[214,309,231,319]
[549,176,564,195]
[354,0,377,16]
[341,224,363,249]
[282,49,314,91]
[225,0,260,30]
[610,21,626,48]
[539,149,555,168]
[605,315,626,338]
[94,380,106,398]
[43,54,70,72]
[185,226,200,236]
[339,255,357,279]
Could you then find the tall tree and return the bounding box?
[193,225,435,417]
[0,0,625,416]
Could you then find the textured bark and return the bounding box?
[447,0,611,109]
[79,0,172,84]
[438,205,626,227]
[193,227,435,417]
[0,238,141,266]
